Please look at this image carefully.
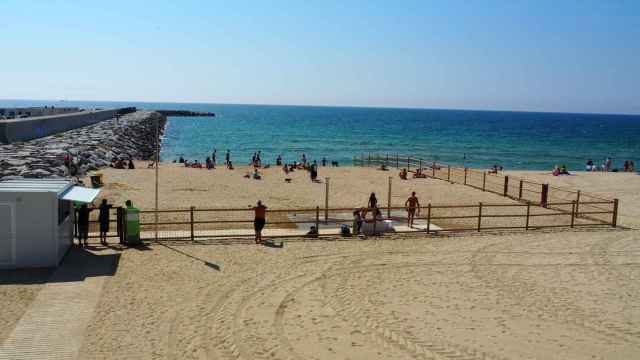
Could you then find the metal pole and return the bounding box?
[387,177,392,218]
[324,177,330,224]
[155,115,159,241]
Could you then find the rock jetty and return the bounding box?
[0,111,166,179]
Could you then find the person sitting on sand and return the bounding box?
[560,164,570,175]
[552,165,561,176]
[405,192,420,227]
[399,168,408,180]
[206,156,212,169]
[413,168,426,178]
[310,166,318,182]
[322,157,327,167]
[128,159,135,169]
[252,168,262,180]
[252,200,267,244]
[488,165,499,174]
[586,159,595,171]
[379,163,388,171]
[192,160,202,168]
[276,155,282,166]
[227,160,234,170]
[179,156,185,163]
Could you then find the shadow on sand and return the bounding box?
[0,246,121,285]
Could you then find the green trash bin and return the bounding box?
[125,202,141,246]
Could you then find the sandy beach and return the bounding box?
[2,165,639,359]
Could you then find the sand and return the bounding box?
[0,269,53,343]
[75,228,640,360]
[83,163,602,233]
[3,165,638,359]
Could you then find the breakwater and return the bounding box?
[0,109,121,143]
[0,111,166,179]
[157,110,215,117]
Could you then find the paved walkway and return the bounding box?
[0,248,117,360]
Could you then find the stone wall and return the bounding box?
[0,109,118,143]
[0,111,166,179]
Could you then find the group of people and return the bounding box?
[585,158,635,172]
[110,158,135,170]
[350,191,422,235]
[552,164,571,176]
[398,167,428,180]
[177,149,234,169]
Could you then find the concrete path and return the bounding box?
[0,248,117,360]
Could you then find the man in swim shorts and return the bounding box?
[405,192,420,227]
[253,200,267,244]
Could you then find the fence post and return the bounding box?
[387,177,392,218]
[368,153,371,167]
[426,203,432,234]
[447,165,451,182]
[386,153,389,167]
[482,172,487,191]
[324,177,330,224]
[464,167,468,185]
[396,154,399,168]
[190,206,195,242]
[432,162,436,177]
[612,199,619,227]
[570,200,576,228]
[477,202,483,231]
[503,176,509,197]
[407,157,410,170]
[575,190,581,217]
[541,183,549,208]
[518,179,523,200]
[525,202,531,230]
[419,159,422,172]
[315,206,320,237]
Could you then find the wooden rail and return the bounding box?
[124,200,615,242]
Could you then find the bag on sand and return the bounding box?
[341,224,352,237]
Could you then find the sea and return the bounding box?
[2,99,639,170]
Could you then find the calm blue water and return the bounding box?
[2,99,639,170]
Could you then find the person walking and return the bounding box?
[212,149,216,168]
[98,199,112,245]
[225,150,231,166]
[253,200,267,244]
[405,192,420,227]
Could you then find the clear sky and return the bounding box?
[1,1,639,114]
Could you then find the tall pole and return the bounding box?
[387,176,392,218]
[324,177,330,224]
[155,115,159,241]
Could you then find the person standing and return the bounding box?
[253,200,267,244]
[225,150,231,166]
[405,192,420,227]
[98,199,112,245]
[211,149,217,168]
[368,192,378,210]
[77,204,93,247]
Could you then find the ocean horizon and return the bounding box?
[2,99,639,171]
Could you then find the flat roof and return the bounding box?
[0,179,74,195]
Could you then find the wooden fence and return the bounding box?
[98,199,617,242]
[353,153,619,227]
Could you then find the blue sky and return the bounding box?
[1,1,639,114]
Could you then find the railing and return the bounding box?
[95,200,617,242]
[353,153,619,227]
